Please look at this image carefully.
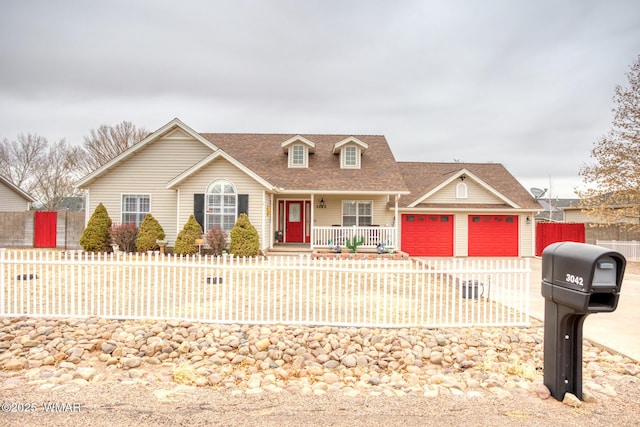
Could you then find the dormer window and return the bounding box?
[281,135,315,169]
[333,137,368,170]
[343,146,358,168]
[290,145,306,167]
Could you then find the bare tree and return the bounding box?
[32,139,84,211]
[579,54,640,227]
[0,133,48,192]
[81,121,148,174]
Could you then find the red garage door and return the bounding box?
[468,215,518,256]
[401,214,453,256]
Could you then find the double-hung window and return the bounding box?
[342,200,372,226]
[289,145,306,167]
[122,194,150,226]
[342,146,358,168]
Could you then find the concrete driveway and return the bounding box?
[529,257,640,362]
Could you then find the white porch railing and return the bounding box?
[1,249,530,328]
[313,226,396,249]
[597,240,640,262]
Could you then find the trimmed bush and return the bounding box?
[80,202,113,252]
[174,215,203,255]
[229,213,259,257]
[136,214,166,252]
[112,223,138,252]
[205,226,228,256]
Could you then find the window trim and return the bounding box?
[121,193,151,226]
[205,179,237,233]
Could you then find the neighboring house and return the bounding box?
[397,163,541,257]
[0,174,35,211]
[535,198,580,222]
[76,118,541,257]
[563,199,639,224]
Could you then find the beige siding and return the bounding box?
[176,158,268,248]
[428,180,505,204]
[0,183,30,211]
[85,133,213,241]
[454,213,467,256]
[311,195,394,227]
[519,215,535,257]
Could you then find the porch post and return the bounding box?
[310,194,315,250]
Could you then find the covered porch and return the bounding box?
[271,193,400,251]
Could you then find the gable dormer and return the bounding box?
[281,135,315,168]
[332,137,369,169]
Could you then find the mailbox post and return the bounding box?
[541,242,625,400]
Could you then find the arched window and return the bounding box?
[205,179,237,232]
[456,182,468,199]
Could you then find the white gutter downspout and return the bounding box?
[262,190,266,251]
[310,194,315,251]
[176,188,180,244]
[84,190,90,225]
[395,194,400,249]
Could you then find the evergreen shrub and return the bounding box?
[229,213,259,257]
[136,214,165,252]
[79,202,113,252]
[174,215,203,255]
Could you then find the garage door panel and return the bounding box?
[401,214,453,256]
[468,215,518,256]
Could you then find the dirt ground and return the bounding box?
[2,375,640,427]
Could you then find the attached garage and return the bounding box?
[468,215,519,256]
[401,214,453,256]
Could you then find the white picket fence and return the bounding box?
[0,249,531,327]
[597,240,640,262]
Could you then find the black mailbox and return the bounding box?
[542,242,624,312]
[541,242,625,401]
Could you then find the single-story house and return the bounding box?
[0,174,35,211]
[76,118,541,257]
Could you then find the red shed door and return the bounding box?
[401,214,453,256]
[468,215,518,256]
[34,211,57,248]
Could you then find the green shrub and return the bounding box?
[111,223,138,252]
[229,213,259,257]
[80,202,113,252]
[174,215,203,255]
[205,226,228,256]
[136,214,165,252]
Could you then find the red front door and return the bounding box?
[285,201,304,242]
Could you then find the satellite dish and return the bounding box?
[530,188,547,199]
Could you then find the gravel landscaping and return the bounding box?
[1,316,639,426]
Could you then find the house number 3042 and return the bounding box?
[565,274,584,286]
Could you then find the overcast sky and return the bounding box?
[1,0,639,198]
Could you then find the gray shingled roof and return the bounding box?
[397,162,542,209]
[201,133,409,193]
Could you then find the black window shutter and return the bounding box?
[238,194,249,217]
[194,194,205,230]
